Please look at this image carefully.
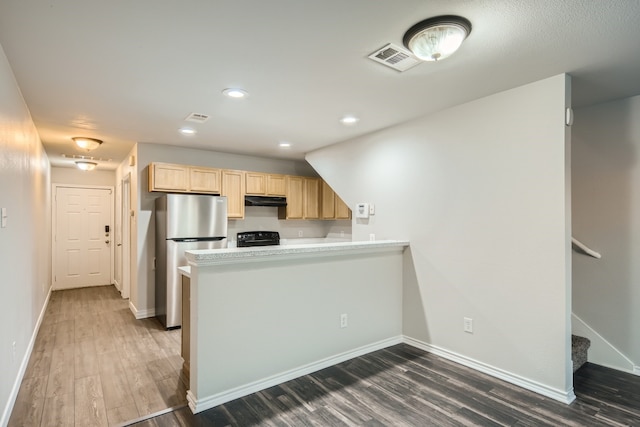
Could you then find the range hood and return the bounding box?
[244,195,287,207]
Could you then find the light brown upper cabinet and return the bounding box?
[246,172,287,196]
[321,180,351,220]
[245,172,266,195]
[149,163,342,221]
[189,167,221,194]
[266,174,287,196]
[148,162,189,192]
[335,195,351,220]
[221,169,245,219]
[321,181,336,219]
[148,162,221,194]
[279,175,304,219]
[303,177,321,220]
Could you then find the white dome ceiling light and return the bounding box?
[72,137,103,151]
[403,15,472,62]
[75,161,98,171]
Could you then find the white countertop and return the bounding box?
[185,240,409,266]
[177,265,191,278]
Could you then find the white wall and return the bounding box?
[51,166,115,187]
[125,142,345,317]
[307,74,573,400]
[0,44,51,425]
[572,95,640,370]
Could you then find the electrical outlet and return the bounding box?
[298,230,303,237]
[464,317,473,333]
[369,233,375,241]
[340,230,345,238]
[340,313,348,328]
[369,204,375,215]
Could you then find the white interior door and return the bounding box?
[54,186,113,289]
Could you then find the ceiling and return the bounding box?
[1,1,639,170]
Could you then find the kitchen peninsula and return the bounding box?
[180,240,409,414]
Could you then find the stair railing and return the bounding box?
[571,237,601,259]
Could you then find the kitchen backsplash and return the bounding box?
[227,206,352,244]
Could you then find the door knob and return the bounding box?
[105,240,110,244]
[117,243,122,247]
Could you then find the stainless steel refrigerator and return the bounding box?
[155,194,227,329]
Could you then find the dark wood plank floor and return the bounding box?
[130,345,640,427]
[10,285,640,426]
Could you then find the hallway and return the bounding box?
[8,285,186,426]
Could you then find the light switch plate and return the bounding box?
[1,207,6,228]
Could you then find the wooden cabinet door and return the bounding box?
[189,167,221,194]
[281,175,303,219]
[266,174,286,196]
[321,180,336,219]
[303,178,320,219]
[245,172,266,195]
[222,169,245,219]
[335,195,351,219]
[149,163,188,192]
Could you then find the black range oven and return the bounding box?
[236,231,280,247]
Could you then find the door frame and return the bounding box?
[120,173,131,299]
[114,180,122,292]
[51,184,115,290]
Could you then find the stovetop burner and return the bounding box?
[236,231,280,247]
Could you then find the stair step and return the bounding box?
[572,335,591,373]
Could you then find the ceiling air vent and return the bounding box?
[184,112,210,123]
[368,43,421,72]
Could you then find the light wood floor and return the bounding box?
[133,345,640,427]
[8,285,186,427]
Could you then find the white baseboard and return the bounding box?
[129,301,155,319]
[1,287,52,427]
[403,336,576,405]
[187,335,403,414]
[634,366,640,376]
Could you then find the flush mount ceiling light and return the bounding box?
[179,127,197,135]
[403,15,471,62]
[222,88,248,99]
[75,161,98,171]
[72,137,103,151]
[279,142,291,148]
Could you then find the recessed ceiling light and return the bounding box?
[340,115,359,125]
[279,142,291,148]
[179,128,197,135]
[222,88,249,99]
